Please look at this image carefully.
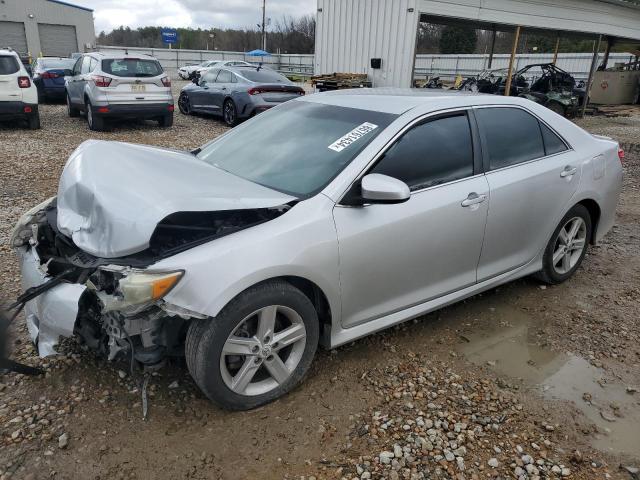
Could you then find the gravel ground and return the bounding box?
[0,90,639,480]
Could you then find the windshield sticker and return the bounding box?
[328,122,378,152]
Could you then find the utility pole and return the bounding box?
[261,0,266,51]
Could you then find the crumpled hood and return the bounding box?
[57,140,295,258]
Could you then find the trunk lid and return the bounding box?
[57,140,295,258]
[250,83,304,103]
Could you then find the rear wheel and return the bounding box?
[85,100,105,131]
[178,92,191,115]
[67,94,80,117]
[158,114,173,127]
[185,281,319,410]
[535,204,591,284]
[223,99,238,127]
[27,111,40,130]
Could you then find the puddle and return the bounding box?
[456,305,640,459]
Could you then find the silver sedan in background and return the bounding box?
[178,66,305,126]
[12,90,622,410]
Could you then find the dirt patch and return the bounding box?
[1,100,639,479]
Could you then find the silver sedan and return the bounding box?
[12,90,622,410]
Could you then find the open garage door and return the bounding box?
[0,21,28,55]
[38,24,78,57]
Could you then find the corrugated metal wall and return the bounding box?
[315,0,640,87]
[315,0,420,87]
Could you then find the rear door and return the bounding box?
[474,106,582,281]
[100,58,168,104]
[0,54,23,102]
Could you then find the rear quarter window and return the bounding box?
[0,55,20,75]
[102,59,163,77]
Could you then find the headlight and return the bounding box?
[10,196,56,248]
[118,270,184,305]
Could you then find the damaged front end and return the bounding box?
[10,196,291,366]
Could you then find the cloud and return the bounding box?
[76,0,315,34]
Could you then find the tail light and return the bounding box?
[41,72,59,79]
[17,77,31,88]
[618,147,624,163]
[161,76,171,87]
[168,105,174,112]
[91,75,112,87]
[248,87,262,95]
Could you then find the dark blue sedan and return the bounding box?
[32,57,76,102]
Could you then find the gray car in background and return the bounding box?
[178,66,305,126]
[65,52,174,131]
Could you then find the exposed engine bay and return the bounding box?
[11,197,291,366]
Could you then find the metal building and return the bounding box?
[315,0,640,88]
[0,0,95,58]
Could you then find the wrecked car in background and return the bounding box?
[11,91,622,410]
[515,63,583,117]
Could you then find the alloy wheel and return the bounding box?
[219,305,307,396]
[223,101,236,125]
[178,93,190,115]
[552,216,587,275]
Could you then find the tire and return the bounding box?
[222,99,238,127]
[67,94,80,118]
[27,112,40,130]
[158,114,173,127]
[178,92,191,115]
[535,204,592,285]
[186,280,319,410]
[85,100,105,131]
[545,101,566,117]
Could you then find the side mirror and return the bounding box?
[63,69,73,77]
[192,76,200,84]
[360,174,410,204]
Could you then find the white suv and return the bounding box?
[66,52,174,131]
[0,48,40,129]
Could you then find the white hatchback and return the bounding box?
[0,48,40,129]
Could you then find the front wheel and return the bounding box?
[535,204,592,284]
[185,281,319,410]
[223,99,238,127]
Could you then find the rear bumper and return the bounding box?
[0,102,38,119]
[92,103,174,119]
[18,247,85,357]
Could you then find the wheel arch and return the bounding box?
[217,275,333,345]
[576,198,601,244]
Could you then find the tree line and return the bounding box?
[96,15,315,54]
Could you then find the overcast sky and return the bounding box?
[76,0,316,34]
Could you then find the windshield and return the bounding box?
[102,58,163,77]
[197,100,397,197]
[40,58,75,70]
[240,69,288,83]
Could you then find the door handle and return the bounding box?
[461,192,487,207]
[560,166,577,178]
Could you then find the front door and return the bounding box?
[333,111,489,328]
[474,106,583,281]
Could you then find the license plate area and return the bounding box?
[130,84,146,92]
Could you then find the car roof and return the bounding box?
[0,48,19,56]
[302,88,545,115]
[89,51,158,60]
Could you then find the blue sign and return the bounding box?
[161,28,178,44]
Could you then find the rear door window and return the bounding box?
[0,55,20,75]
[371,113,474,191]
[475,107,545,170]
[102,58,163,77]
